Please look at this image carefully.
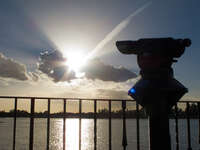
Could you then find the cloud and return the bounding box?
[0,53,29,81]
[56,78,138,99]
[0,69,138,99]
[96,89,129,99]
[38,50,137,82]
[38,50,76,82]
[81,59,137,82]
[28,72,40,82]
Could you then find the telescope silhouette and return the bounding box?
[116,37,191,150]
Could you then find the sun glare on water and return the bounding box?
[62,50,87,78]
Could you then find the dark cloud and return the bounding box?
[38,50,137,82]
[81,59,137,82]
[38,50,76,82]
[0,53,29,81]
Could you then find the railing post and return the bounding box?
[109,101,112,150]
[186,102,192,150]
[29,98,35,150]
[94,100,97,150]
[46,98,50,150]
[63,99,66,150]
[79,100,82,150]
[122,101,127,150]
[13,97,17,150]
[175,104,179,150]
[198,102,200,144]
[136,102,140,150]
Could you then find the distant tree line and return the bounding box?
[169,103,200,118]
[0,103,199,118]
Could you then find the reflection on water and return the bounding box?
[82,119,94,150]
[0,118,199,150]
[49,119,63,150]
[65,119,79,150]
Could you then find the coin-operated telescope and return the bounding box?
[116,37,191,150]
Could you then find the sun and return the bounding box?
[62,50,87,77]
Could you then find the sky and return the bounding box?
[0,0,200,107]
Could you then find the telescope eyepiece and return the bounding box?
[182,38,191,47]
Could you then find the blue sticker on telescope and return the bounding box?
[129,88,136,94]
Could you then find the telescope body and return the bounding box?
[116,37,191,108]
[116,37,191,150]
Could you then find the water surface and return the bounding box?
[0,118,199,150]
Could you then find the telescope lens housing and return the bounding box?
[116,38,191,58]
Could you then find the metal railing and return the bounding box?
[0,96,200,150]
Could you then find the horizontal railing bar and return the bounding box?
[178,101,200,103]
[0,96,134,102]
[0,96,199,103]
